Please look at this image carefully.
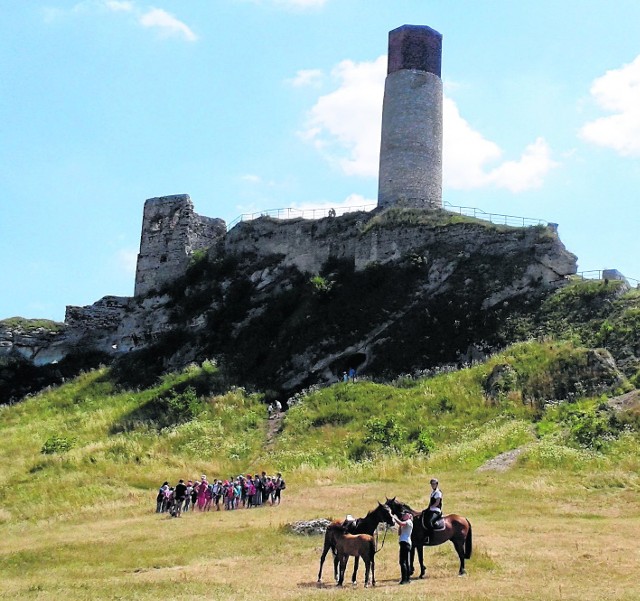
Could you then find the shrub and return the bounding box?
[166,386,202,424]
[41,435,75,454]
[309,275,333,293]
[416,430,436,455]
[363,417,405,449]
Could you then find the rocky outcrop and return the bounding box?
[286,518,332,535]
[1,206,580,400]
[0,320,67,365]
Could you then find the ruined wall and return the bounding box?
[134,195,226,297]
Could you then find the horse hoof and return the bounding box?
[458,571,467,577]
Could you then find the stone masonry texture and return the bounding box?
[378,69,443,209]
[387,24,442,76]
[134,195,226,296]
[378,24,443,210]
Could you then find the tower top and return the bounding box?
[387,24,442,77]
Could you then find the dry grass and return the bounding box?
[1,468,638,600]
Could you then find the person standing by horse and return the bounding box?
[426,478,443,542]
[393,511,413,584]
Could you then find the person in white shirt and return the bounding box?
[426,478,443,540]
[393,511,413,584]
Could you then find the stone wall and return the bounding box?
[134,195,226,297]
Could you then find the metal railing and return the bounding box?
[226,201,550,231]
[226,204,376,230]
[576,270,640,287]
[442,201,548,227]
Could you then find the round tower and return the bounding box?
[377,24,443,210]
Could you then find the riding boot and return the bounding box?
[399,564,408,584]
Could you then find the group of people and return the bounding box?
[392,477,442,584]
[155,471,286,517]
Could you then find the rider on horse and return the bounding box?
[426,478,442,542]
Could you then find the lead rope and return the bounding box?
[375,523,389,554]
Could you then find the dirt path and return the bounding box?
[265,412,284,449]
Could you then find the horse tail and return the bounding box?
[464,519,473,559]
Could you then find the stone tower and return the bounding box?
[377,24,443,209]
[134,195,226,296]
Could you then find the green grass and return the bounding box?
[0,338,639,600]
[0,339,638,526]
[0,316,65,332]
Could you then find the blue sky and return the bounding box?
[2,0,640,322]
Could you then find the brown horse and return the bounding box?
[386,497,472,577]
[317,502,394,584]
[333,530,376,587]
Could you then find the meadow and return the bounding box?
[1,341,639,600]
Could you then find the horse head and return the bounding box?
[385,496,404,518]
[377,501,395,525]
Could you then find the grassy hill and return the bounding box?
[0,337,639,599]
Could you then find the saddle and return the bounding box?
[421,512,445,531]
[341,516,359,532]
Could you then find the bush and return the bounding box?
[363,417,405,449]
[166,387,202,424]
[560,402,624,451]
[41,435,75,454]
[416,430,436,455]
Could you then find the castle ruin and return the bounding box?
[377,25,443,209]
[134,195,226,297]
[133,26,444,294]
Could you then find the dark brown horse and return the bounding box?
[386,497,472,577]
[317,502,394,584]
[333,530,376,587]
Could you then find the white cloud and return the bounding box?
[301,56,386,177]
[105,0,134,11]
[116,249,138,275]
[288,193,375,217]
[241,174,263,184]
[443,101,557,191]
[288,69,324,88]
[246,0,327,8]
[139,8,197,42]
[300,56,558,192]
[42,2,197,43]
[579,55,640,156]
[275,0,327,7]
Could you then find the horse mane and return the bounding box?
[389,497,420,518]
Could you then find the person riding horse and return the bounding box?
[426,478,442,542]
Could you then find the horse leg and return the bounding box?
[363,558,370,588]
[409,544,415,576]
[351,556,359,586]
[317,541,331,583]
[417,545,427,579]
[337,555,348,587]
[453,539,466,575]
[371,555,376,587]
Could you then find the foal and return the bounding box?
[333,530,376,587]
[317,502,393,583]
